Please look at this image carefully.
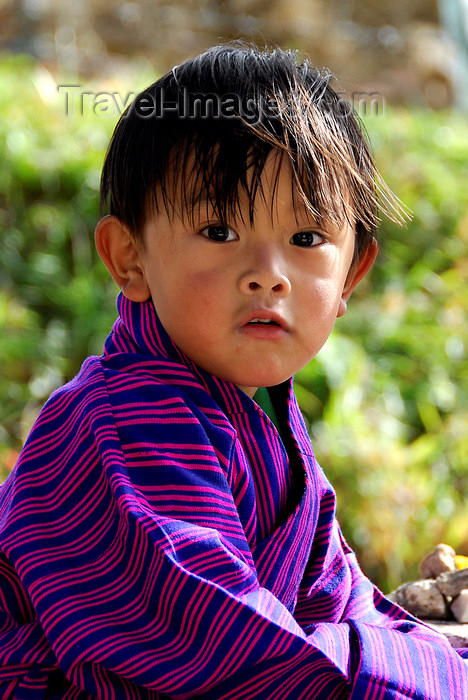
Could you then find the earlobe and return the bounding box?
[337,298,347,317]
[337,238,378,318]
[94,215,151,302]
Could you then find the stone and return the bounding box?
[451,590,468,624]
[436,568,468,598]
[420,543,456,579]
[389,579,449,619]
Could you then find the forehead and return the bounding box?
[150,146,349,230]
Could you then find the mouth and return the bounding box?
[241,310,289,329]
[247,318,281,326]
[239,310,290,338]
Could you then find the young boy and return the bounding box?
[0,44,467,699]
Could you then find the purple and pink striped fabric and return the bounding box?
[0,293,467,699]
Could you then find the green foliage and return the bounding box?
[0,54,117,469]
[2,54,468,592]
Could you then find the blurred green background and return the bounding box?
[1,0,468,594]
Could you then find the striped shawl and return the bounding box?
[0,293,467,698]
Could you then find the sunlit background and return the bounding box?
[1,0,468,593]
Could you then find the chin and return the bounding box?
[232,370,292,390]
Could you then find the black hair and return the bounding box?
[100,43,404,262]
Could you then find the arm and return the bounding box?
[294,485,468,698]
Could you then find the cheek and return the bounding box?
[302,274,345,317]
[184,267,228,305]
[155,267,227,328]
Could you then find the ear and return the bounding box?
[94,215,150,302]
[337,237,378,317]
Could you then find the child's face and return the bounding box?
[125,155,375,397]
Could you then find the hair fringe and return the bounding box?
[100,43,408,261]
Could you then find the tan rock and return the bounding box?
[436,568,468,598]
[420,543,456,579]
[450,590,468,623]
[391,579,449,619]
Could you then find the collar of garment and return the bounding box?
[102,292,296,420]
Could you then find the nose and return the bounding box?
[238,246,291,298]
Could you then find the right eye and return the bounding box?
[200,225,237,242]
[290,230,325,247]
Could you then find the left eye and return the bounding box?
[200,225,237,242]
[290,231,324,247]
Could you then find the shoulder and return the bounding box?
[25,354,104,416]
[29,356,109,433]
[0,357,112,535]
[2,358,109,478]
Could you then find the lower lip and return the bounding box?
[239,324,289,340]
